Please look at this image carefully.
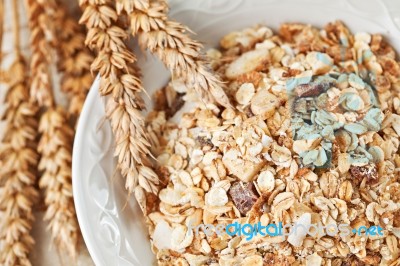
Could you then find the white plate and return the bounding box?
[72,0,400,265]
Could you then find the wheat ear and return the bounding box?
[119,0,231,108]
[25,0,79,258]
[79,0,160,194]
[0,1,38,265]
[52,6,94,123]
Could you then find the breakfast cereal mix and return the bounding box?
[143,21,400,265]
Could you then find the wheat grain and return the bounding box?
[25,0,79,258]
[121,0,232,108]
[0,1,38,265]
[80,0,160,194]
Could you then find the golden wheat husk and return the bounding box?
[25,0,79,258]
[120,0,231,108]
[80,0,160,194]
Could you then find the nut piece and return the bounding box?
[251,89,280,119]
[350,164,378,183]
[226,49,270,79]
[229,182,259,215]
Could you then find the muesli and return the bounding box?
[143,21,400,265]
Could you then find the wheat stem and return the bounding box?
[11,0,19,54]
[25,0,80,258]
[0,0,4,66]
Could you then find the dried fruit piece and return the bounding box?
[228,182,259,215]
[295,82,328,97]
[350,164,378,183]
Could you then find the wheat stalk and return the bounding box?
[52,6,94,123]
[25,0,79,258]
[119,0,232,108]
[0,1,38,265]
[36,107,78,258]
[0,58,38,266]
[80,0,160,195]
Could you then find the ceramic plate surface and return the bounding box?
[72,0,400,265]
